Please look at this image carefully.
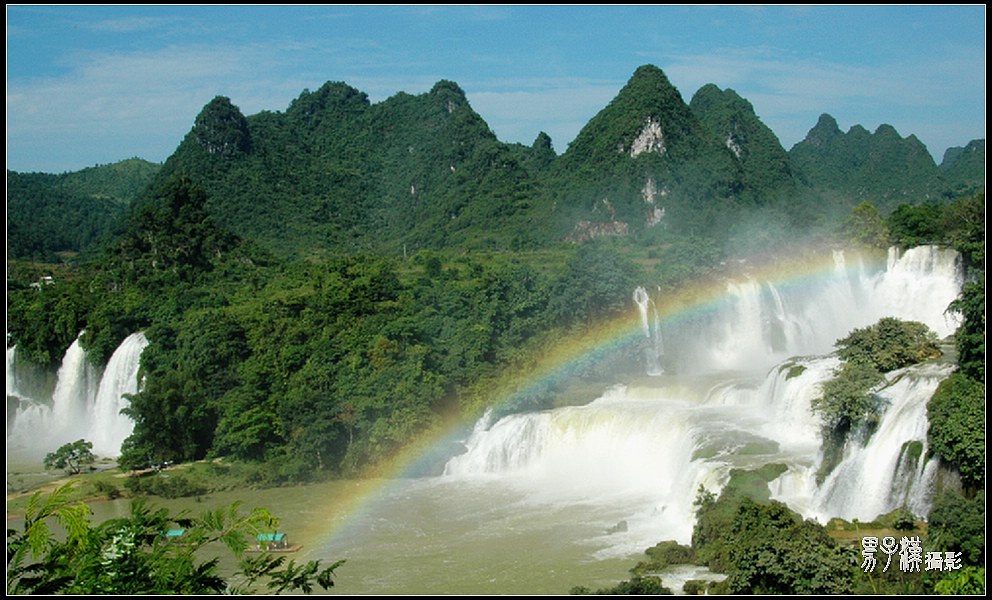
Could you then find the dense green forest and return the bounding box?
[7,159,160,261]
[8,174,645,479]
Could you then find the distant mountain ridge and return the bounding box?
[789,114,947,212]
[939,139,985,198]
[6,65,984,259]
[7,158,161,260]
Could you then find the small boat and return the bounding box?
[248,532,303,553]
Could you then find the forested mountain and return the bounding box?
[689,84,801,204]
[7,158,160,260]
[145,64,982,259]
[788,114,947,212]
[940,138,986,198]
[9,65,982,262]
[149,80,546,258]
[543,65,743,244]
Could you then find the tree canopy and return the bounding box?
[43,439,96,475]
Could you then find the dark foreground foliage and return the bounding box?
[6,482,343,595]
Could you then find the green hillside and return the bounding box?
[789,114,945,212]
[6,158,160,260]
[149,80,547,258]
[940,139,985,198]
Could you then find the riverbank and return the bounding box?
[6,458,245,520]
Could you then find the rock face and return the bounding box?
[566,219,629,243]
[191,96,252,158]
[642,177,666,227]
[606,520,629,535]
[627,117,667,157]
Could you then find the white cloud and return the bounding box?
[6,44,311,171]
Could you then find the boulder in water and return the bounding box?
[606,519,628,534]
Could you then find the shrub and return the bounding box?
[834,317,940,373]
[927,373,985,489]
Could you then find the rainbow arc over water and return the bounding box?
[309,247,889,550]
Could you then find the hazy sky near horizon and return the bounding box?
[6,5,986,173]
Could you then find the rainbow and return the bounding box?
[306,246,891,551]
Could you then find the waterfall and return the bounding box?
[6,343,53,455]
[444,385,723,550]
[632,287,664,375]
[6,331,148,460]
[51,335,99,439]
[764,283,807,353]
[872,246,963,335]
[710,279,768,371]
[662,245,961,376]
[88,332,149,457]
[6,345,21,399]
[444,245,964,549]
[807,362,954,522]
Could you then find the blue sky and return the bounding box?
[6,5,986,174]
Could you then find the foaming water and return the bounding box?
[6,332,148,459]
[437,245,963,559]
[664,247,959,375]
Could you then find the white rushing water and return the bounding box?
[801,361,955,521]
[660,246,961,375]
[633,286,664,375]
[87,333,149,457]
[6,331,148,459]
[441,245,964,555]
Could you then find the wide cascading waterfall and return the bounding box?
[443,245,964,554]
[444,384,724,553]
[6,331,149,460]
[660,245,961,376]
